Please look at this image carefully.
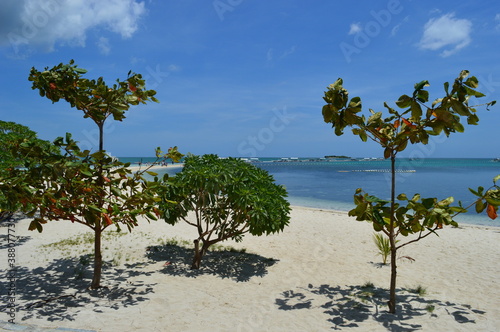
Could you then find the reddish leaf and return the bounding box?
[402,118,416,129]
[103,213,113,226]
[487,204,498,220]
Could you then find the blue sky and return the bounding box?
[1,0,499,158]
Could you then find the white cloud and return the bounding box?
[97,37,110,55]
[418,13,472,57]
[168,64,181,72]
[348,23,362,35]
[496,13,500,30]
[1,0,146,55]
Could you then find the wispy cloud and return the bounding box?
[496,13,500,30]
[168,64,181,72]
[1,0,146,55]
[266,46,297,63]
[348,23,362,35]
[97,37,110,55]
[418,13,472,57]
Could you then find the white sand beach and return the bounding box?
[2,206,500,331]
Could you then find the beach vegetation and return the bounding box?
[0,121,59,221]
[411,285,427,297]
[322,70,498,314]
[372,233,393,265]
[0,60,182,289]
[158,154,291,269]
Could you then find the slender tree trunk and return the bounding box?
[191,239,209,269]
[98,123,104,152]
[388,153,397,313]
[90,226,103,289]
[90,122,105,289]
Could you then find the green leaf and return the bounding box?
[475,200,486,213]
[29,219,43,233]
[438,196,454,206]
[493,174,500,184]
[146,171,158,176]
[396,140,408,152]
[410,100,422,122]
[365,195,389,204]
[397,193,408,201]
[322,105,334,123]
[444,82,450,95]
[459,70,469,80]
[383,147,392,159]
[111,187,122,196]
[88,205,102,213]
[411,194,421,202]
[468,187,480,197]
[80,170,93,177]
[453,121,465,133]
[367,112,382,125]
[450,99,470,116]
[414,80,430,92]
[422,198,435,209]
[395,95,412,108]
[467,113,479,125]
[485,197,500,206]
[74,67,88,74]
[373,222,383,232]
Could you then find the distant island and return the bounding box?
[324,155,350,159]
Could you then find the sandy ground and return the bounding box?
[1,207,499,331]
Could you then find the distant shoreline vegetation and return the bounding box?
[119,156,499,165]
[324,155,350,159]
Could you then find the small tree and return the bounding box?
[321,71,497,313]
[158,154,291,269]
[0,60,182,289]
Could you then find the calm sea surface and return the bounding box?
[121,157,500,227]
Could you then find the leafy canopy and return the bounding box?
[161,154,291,239]
[29,59,158,127]
[159,154,290,268]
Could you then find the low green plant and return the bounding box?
[373,233,391,265]
[362,281,375,289]
[411,285,427,296]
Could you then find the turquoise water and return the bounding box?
[120,157,500,227]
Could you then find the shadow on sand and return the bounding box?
[1,241,277,323]
[146,243,278,282]
[0,256,156,323]
[275,283,485,331]
[0,213,32,250]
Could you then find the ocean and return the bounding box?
[120,157,500,227]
